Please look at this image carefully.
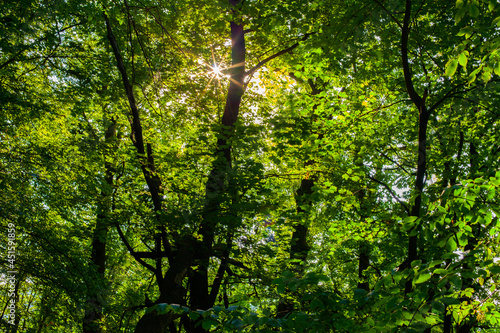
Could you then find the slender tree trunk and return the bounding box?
[83,118,116,333]
[357,243,370,291]
[105,13,184,333]
[276,176,315,317]
[443,305,452,333]
[277,81,323,318]
[288,79,322,270]
[35,292,48,333]
[453,143,481,333]
[355,151,372,292]
[401,0,430,295]
[405,107,429,295]
[290,177,314,265]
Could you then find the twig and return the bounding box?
[368,176,410,214]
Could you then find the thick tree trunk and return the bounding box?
[185,2,246,331]
[132,254,191,332]
[106,2,245,328]
[106,1,298,330]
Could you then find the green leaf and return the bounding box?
[310,298,324,310]
[155,303,171,314]
[469,4,480,18]
[433,268,448,275]
[411,259,422,268]
[458,52,468,68]
[446,236,458,251]
[145,305,157,314]
[468,68,479,84]
[432,301,445,313]
[449,275,462,289]
[429,260,444,268]
[445,59,459,77]
[457,27,473,38]
[188,311,201,320]
[455,8,466,22]
[482,67,492,82]
[201,318,218,330]
[414,272,431,284]
[489,266,500,274]
[402,216,419,231]
[441,297,460,305]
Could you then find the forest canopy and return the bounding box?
[1,0,500,332]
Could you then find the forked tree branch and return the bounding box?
[116,224,156,272]
[105,12,173,265]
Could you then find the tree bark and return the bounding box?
[83,118,116,333]
[105,13,186,333]
[401,0,429,295]
[185,2,246,331]
[355,150,372,292]
[288,79,322,269]
[290,177,314,265]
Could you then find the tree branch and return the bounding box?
[209,257,227,306]
[371,0,402,29]
[105,13,174,262]
[368,176,410,214]
[401,0,423,109]
[245,33,313,80]
[375,148,412,175]
[115,224,156,272]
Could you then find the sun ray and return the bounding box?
[195,45,234,103]
[224,61,245,70]
[228,76,244,88]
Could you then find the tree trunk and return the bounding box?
[401,0,429,295]
[290,177,314,265]
[185,1,246,331]
[355,151,372,292]
[357,240,370,291]
[83,118,116,333]
[288,79,323,269]
[105,13,182,333]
